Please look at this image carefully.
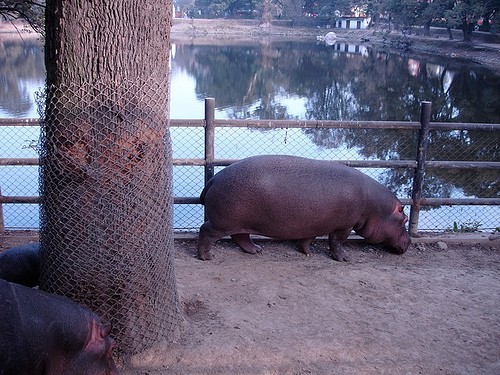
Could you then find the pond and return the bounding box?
[0,37,498,231]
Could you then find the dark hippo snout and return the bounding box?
[389,236,411,254]
[383,226,411,255]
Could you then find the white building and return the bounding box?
[335,17,370,29]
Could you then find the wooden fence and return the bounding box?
[1,98,499,235]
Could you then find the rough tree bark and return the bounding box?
[40,0,180,363]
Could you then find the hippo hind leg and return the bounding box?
[198,221,227,260]
[328,229,352,262]
[231,234,262,255]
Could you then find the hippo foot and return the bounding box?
[231,234,262,255]
[331,250,349,262]
[242,244,263,255]
[297,237,315,256]
[198,251,213,261]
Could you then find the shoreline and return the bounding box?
[2,19,499,73]
[170,19,500,74]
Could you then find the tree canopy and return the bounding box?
[172,0,499,39]
[0,1,45,34]
[2,0,497,42]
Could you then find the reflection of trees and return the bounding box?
[171,42,294,119]
[0,39,45,117]
[171,41,499,198]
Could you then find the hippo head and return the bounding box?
[356,201,411,254]
[61,320,119,375]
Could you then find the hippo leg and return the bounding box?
[328,229,351,262]
[198,222,223,260]
[297,237,316,255]
[231,234,263,255]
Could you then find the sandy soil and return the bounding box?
[1,232,499,374]
[124,237,500,374]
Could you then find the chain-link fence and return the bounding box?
[0,121,40,229]
[36,78,180,357]
[1,100,499,236]
[170,111,499,233]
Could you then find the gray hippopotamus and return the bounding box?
[0,279,119,375]
[198,155,411,261]
[0,242,40,287]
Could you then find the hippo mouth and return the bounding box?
[388,235,411,254]
[382,231,411,255]
[391,246,409,255]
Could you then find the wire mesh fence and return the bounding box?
[35,78,180,357]
[1,100,499,235]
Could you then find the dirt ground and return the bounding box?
[131,236,500,375]
[2,232,499,374]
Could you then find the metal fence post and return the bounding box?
[204,98,215,220]
[0,186,4,234]
[409,101,432,236]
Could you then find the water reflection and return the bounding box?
[171,40,500,123]
[170,40,498,230]
[0,38,498,230]
[0,38,45,118]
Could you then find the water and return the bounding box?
[1,38,498,230]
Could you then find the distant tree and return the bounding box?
[420,0,449,37]
[174,0,197,18]
[365,0,385,26]
[0,0,45,34]
[195,0,258,17]
[303,0,352,18]
[261,0,272,25]
[382,0,428,30]
[444,0,486,41]
[479,0,500,31]
[275,0,303,18]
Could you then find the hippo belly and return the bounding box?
[198,155,410,261]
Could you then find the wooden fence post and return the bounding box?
[409,101,432,236]
[204,98,215,220]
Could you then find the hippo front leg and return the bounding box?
[328,229,351,262]
[297,237,316,256]
[231,234,262,255]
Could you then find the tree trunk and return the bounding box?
[447,26,454,40]
[260,0,272,28]
[462,21,473,41]
[423,21,431,37]
[40,0,180,362]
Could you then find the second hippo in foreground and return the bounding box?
[198,155,411,261]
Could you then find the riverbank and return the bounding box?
[171,18,500,74]
[2,19,499,73]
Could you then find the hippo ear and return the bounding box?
[85,319,112,352]
[101,323,112,338]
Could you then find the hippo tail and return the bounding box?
[199,179,214,206]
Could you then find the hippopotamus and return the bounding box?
[0,242,40,287]
[198,155,411,261]
[0,279,119,375]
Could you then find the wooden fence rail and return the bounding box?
[1,98,499,235]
